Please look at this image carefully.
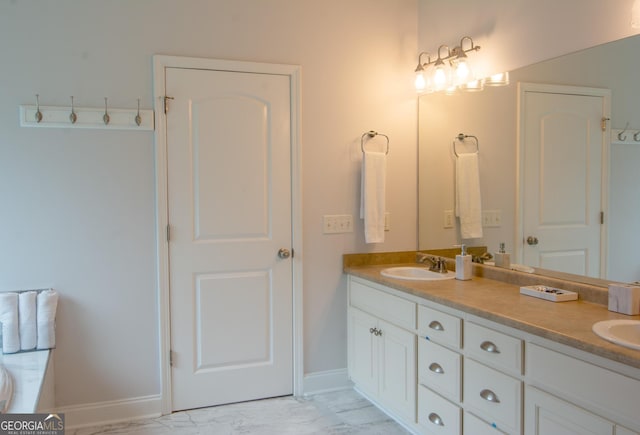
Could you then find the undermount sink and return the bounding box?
[592,319,640,351]
[380,266,455,281]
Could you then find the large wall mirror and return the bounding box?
[418,34,640,284]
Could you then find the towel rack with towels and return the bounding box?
[361,130,390,155]
[453,133,479,157]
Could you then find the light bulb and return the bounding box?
[456,59,471,83]
[415,71,426,91]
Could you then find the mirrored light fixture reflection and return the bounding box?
[414,36,509,94]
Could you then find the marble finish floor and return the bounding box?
[70,389,410,434]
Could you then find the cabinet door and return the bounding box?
[524,385,614,435]
[378,318,417,422]
[348,308,378,396]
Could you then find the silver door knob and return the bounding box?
[526,236,539,246]
[278,248,291,259]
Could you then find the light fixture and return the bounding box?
[484,71,510,86]
[414,36,509,93]
[414,52,431,92]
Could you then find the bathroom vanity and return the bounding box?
[345,256,640,435]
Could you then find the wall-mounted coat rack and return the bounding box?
[19,96,154,131]
[611,126,640,145]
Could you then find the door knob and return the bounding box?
[278,248,291,259]
[526,236,539,246]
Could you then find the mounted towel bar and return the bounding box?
[453,133,479,157]
[361,130,390,155]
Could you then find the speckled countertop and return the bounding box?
[344,253,640,370]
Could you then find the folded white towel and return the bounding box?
[455,153,483,239]
[360,150,387,243]
[19,291,37,351]
[0,292,20,354]
[36,290,59,350]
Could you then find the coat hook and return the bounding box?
[618,122,628,141]
[69,96,77,124]
[103,97,110,125]
[35,94,43,123]
[135,99,142,126]
[634,131,640,142]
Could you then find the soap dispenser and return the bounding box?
[494,242,511,269]
[455,244,472,281]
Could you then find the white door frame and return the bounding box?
[516,82,610,273]
[152,55,303,414]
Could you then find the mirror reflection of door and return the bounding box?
[518,83,610,278]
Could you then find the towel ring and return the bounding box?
[361,130,390,155]
[453,133,479,157]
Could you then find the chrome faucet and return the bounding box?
[416,253,448,274]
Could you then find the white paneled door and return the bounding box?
[519,84,609,277]
[165,66,293,411]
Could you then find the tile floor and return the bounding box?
[69,389,410,435]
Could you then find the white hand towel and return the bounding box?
[455,153,483,239]
[19,291,37,351]
[0,292,20,354]
[360,150,387,243]
[36,290,59,350]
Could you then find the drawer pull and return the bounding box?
[428,412,444,426]
[480,389,501,403]
[428,320,444,331]
[428,362,444,374]
[369,327,375,334]
[369,327,382,336]
[480,340,500,354]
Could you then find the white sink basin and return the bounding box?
[380,267,455,281]
[592,319,640,351]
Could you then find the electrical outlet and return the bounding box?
[323,214,353,234]
[443,210,454,228]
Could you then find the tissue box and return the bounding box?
[608,283,640,315]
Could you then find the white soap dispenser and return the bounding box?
[455,244,472,281]
[494,242,511,269]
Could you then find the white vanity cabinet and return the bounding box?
[347,275,640,435]
[348,278,417,426]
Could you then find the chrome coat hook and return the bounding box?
[103,97,110,125]
[618,122,628,141]
[69,96,77,124]
[35,94,43,123]
[634,131,640,142]
[135,99,142,126]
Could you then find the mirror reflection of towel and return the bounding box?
[360,150,386,243]
[455,153,483,239]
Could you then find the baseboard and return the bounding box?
[55,394,162,429]
[302,368,352,396]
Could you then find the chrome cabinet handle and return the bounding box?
[480,340,500,354]
[428,362,444,374]
[428,412,444,426]
[480,389,501,403]
[369,327,382,336]
[428,320,444,331]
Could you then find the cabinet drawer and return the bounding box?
[350,279,416,330]
[418,305,462,349]
[463,412,508,435]
[418,338,461,402]
[465,322,522,375]
[418,385,461,435]
[464,359,522,435]
[527,343,640,431]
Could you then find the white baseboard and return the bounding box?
[303,368,352,396]
[56,394,162,429]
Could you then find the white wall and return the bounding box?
[0,0,418,413]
